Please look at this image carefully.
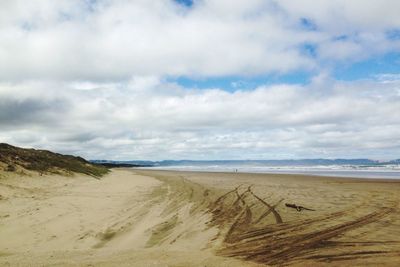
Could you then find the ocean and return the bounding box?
[140,164,400,179]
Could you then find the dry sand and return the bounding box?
[0,168,400,266]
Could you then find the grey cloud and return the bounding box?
[0,97,69,128]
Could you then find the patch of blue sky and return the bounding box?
[300,18,318,31]
[173,52,400,90]
[333,52,400,81]
[300,43,318,58]
[332,35,349,41]
[174,0,193,7]
[170,71,312,92]
[386,29,400,41]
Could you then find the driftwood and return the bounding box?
[285,203,315,212]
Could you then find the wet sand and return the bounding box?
[1,169,399,266]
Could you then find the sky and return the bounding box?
[0,0,400,160]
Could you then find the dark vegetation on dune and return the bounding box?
[0,143,109,177]
[95,162,153,168]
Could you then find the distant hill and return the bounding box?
[388,159,400,164]
[150,159,382,166]
[91,160,154,167]
[0,143,108,177]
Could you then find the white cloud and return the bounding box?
[1,0,399,80]
[1,76,400,160]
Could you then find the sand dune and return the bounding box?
[1,169,400,266]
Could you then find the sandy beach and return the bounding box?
[1,169,400,266]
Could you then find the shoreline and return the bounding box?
[133,167,400,183]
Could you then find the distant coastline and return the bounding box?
[91,158,400,167]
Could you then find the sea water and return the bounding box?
[140,164,400,179]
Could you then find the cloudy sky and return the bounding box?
[1,0,400,160]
